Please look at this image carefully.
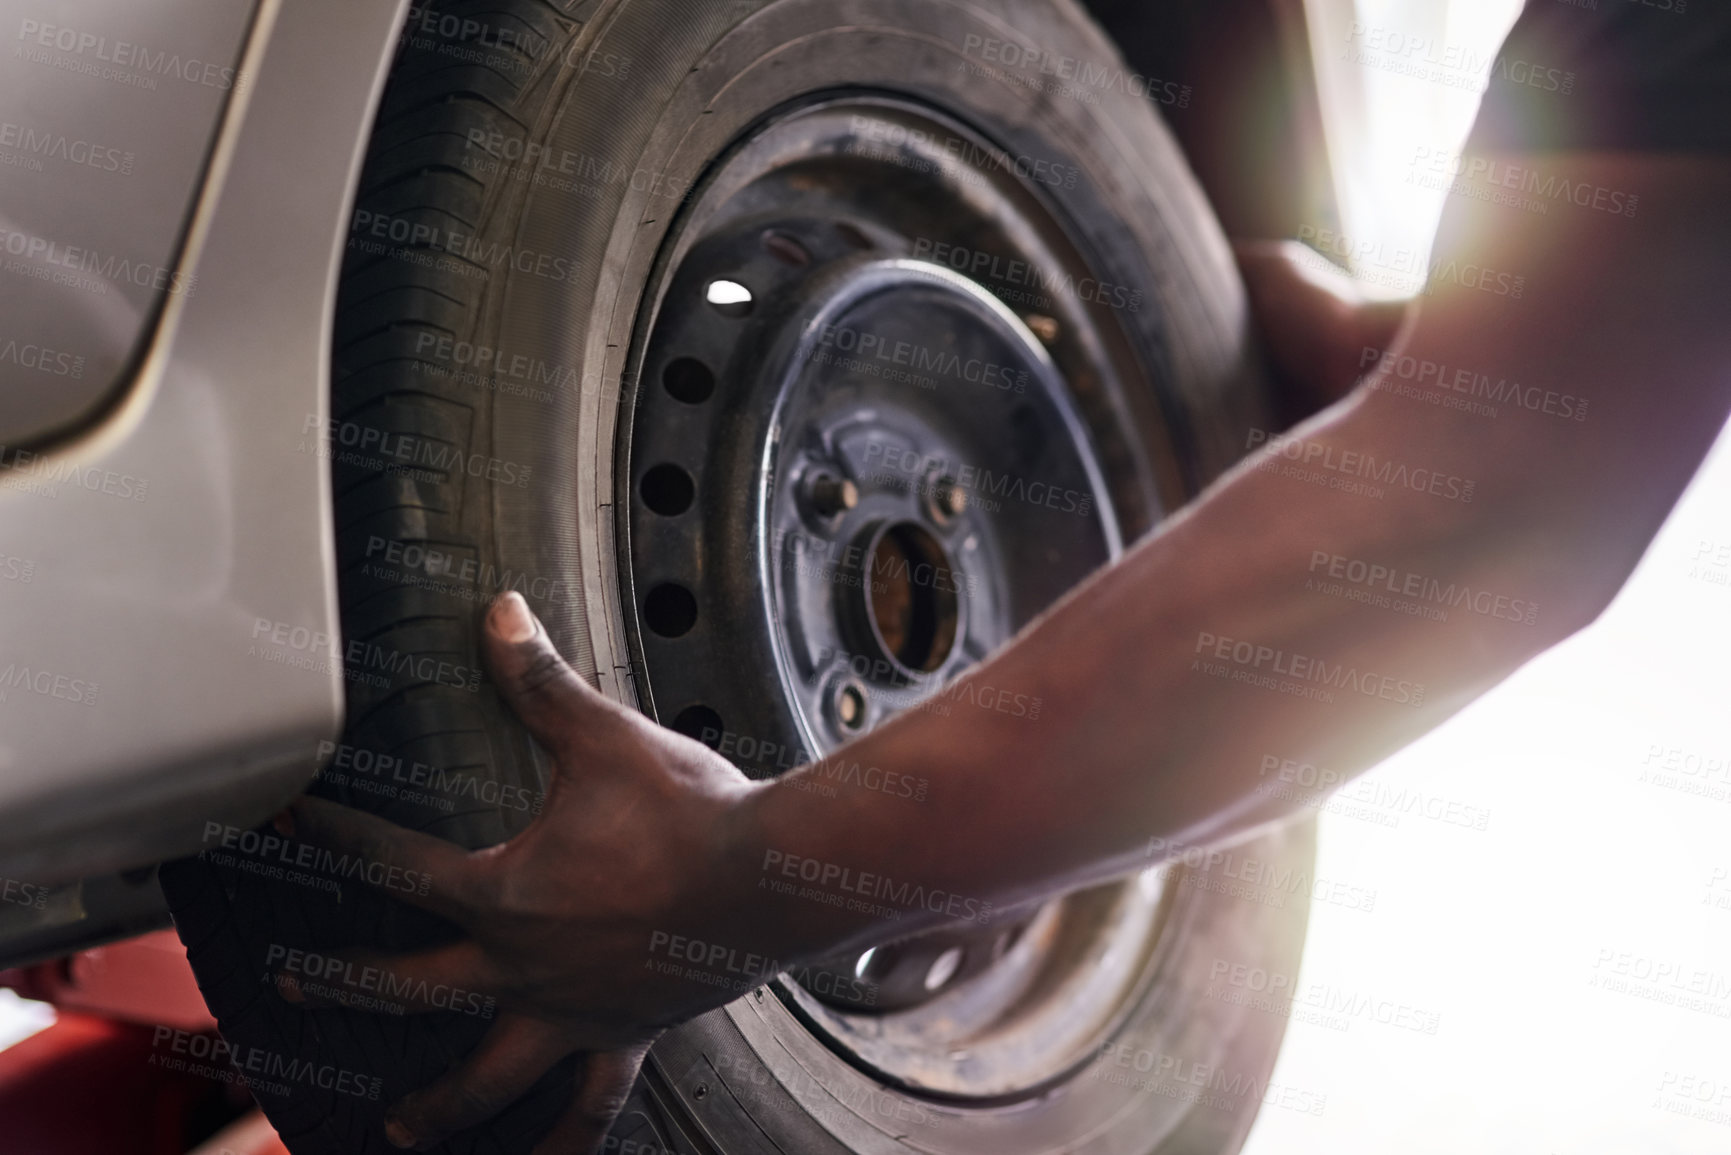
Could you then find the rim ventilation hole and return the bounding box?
[925,947,964,991]
[762,230,811,267]
[671,705,724,747]
[705,279,754,317]
[835,220,874,250]
[640,464,695,516]
[644,584,698,638]
[662,357,715,404]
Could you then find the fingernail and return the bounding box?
[384,1116,417,1149]
[491,591,539,643]
[272,807,295,837]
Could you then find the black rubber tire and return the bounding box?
[162,1,1315,1152]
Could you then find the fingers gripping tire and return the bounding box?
[161,1,1315,1152]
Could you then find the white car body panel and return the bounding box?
[0,0,411,897]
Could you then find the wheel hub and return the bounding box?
[756,257,1118,745]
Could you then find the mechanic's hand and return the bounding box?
[275,592,763,1152]
[1233,238,1412,414]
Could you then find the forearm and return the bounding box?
[724,394,1544,955]
[716,153,1731,964]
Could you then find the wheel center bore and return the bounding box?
[854,519,960,678]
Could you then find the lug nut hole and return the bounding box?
[928,475,967,522]
[836,682,867,730]
[807,471,858,518]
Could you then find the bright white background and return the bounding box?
[1247,1,1731,1151]
[1242,424,1731,1155]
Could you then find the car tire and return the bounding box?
[161,1,1315,1152]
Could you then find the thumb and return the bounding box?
[484,592,616,753]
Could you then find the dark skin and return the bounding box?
[279,151,1731,1151]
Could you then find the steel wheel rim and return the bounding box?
[621,93,1174,1101]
